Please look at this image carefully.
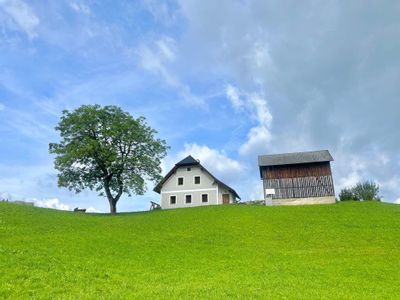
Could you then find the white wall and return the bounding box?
[160,166,218,209]
[159,165,236,209]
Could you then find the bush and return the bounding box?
[339,188,359,201]
[353,181,380,201]
[339,181,381,202]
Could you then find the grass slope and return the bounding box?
[1,202,400,299]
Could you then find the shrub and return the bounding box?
[339,181,381,202]
[339,188,359,201]
[353,181,381,201]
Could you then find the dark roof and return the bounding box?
[175,155,200,166]
[258,150,333,167]
[153,155,240,199]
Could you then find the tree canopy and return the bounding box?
[49,105,168,214]
[339,181,381,202]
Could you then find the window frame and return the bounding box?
[177,177,184,186]
[185,194,192,204]
[169,195,177,205]
[201,193,208,203]
[194,175,201,185]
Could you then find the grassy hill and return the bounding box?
[1,201,400,299]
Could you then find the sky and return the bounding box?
[0,0,399,212]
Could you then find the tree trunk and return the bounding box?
[104,176,123,215]
[109,199,117,215]
[104,180,117,215]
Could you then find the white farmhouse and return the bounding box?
[153,155,240,209]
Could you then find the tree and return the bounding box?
[353,181,381,201]
[49,105,168,214]
[338,180,381,202]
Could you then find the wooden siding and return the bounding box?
[261,162,331,179]
[261,162,334,199]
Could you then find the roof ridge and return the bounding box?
[258,150,333,167]
[175,155,200,166]
[258,149,330,158]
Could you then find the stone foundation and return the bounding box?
[272,196,336,206]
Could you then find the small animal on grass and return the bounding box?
[74,207,86,213]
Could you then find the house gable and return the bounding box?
[160,165,216,192]
[154,155,240,209]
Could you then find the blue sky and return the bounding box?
[1,0,399,212]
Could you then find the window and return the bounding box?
[185,195,192,204]
[178,177,184,185]
[187,167,191,171]
[170,195,176,205]
[202,194,208,203]
[194,176,200,184]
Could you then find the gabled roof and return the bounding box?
[153,155,240,199]
[258,150,333,167]
[175,155,200,166]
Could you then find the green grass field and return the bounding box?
[1,201,400,299]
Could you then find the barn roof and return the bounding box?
[153,155,240,199]
[258,150,333,167]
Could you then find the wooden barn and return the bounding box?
[258,150,335,205]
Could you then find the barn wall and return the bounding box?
[262,162,332,179]
[272,196,336,206]
[261,162,335,200]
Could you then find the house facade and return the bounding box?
[258,150,335,205]
[154,155,240,209]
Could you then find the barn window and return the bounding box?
[170,196,176,205]
[187,167,191,171]
[202,194,208,203]
[194,176,200,184]
[185,195,192,204]
[178,177,184,185]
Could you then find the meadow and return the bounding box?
[1,201,399,299]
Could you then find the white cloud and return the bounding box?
[143,0,178,26]
[395,198,400,204]
[250,41,272,69]
[239,125,272,156]
[69,2,91,15]
[32,198,100,212]
[239,92,273,155]
[3,108,54,141]
[34,99,61,116]
[156,36,176,62]
[0,191,12,200]
[174,143,243,181]
[248,93,272,128]
[137,36,204,107]
[246,40,275,85]
[225,85,273,156]
[248,179,264,201]
[226,85,244,110]
[0,0,39,38]
[86,206,102,213]
[377,153,389,166]
[336,156,366,191]
[378,176,400,192]
[33,198,70,211]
